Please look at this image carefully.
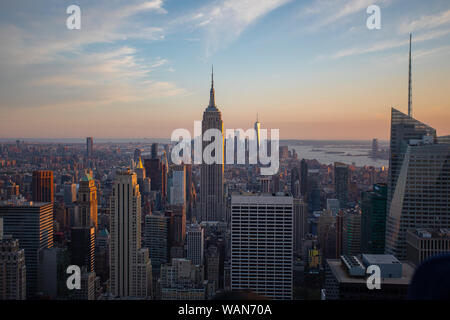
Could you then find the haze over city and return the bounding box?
[1,0,449,140]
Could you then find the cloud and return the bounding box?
[318,27,450,60]
[398,9,450,34]
[0,0,185,112]
[298,0,390,32]
[182,0,293,55]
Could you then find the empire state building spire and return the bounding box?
[209,66,217,109]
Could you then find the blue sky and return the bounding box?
[0,0,449,139]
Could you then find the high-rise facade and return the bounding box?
[200,70,224,222]
[186,224,204,266]
[231,194,293,300]
[387,108,436,210]
[361,183,387,254]
[0,234,26,300]
[86,137,93,157]
[70,226,95,273]
[32,170,54,203]
[300,159,308,197]
[334,162,349,208]
[76,173,98,231]
[0,201,53,297]
[293,198,308,256]
[110,169,151,298]
[171,165,186,205]
[386,137,450,259]
[144,213,169,276]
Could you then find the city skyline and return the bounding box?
[1,0,450,140]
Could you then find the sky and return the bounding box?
[0,0,449,140]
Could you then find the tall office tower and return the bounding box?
[135,157,146,183]
[0,234,26,300]
[32,170,54,203]
[151,143,159,159]
[86,137,93,157]
[386,138,450,259]
[205,246,220,286]
[77,173,98,230]
[387,108,436,211]
[185,164,193,220]
[335,210,345,258]
[361,184,387,254]
[334,162,349,208]
[371,138,379,158]
[342,210,361,256]
[145,157,162,192]
[144,213,169,276]
[171,165,186,205]
[186,224,204,266]
[293,198,308,256]
[307,169,321,212]
[231,194,293,300]
[318,210,336,262]
[0,201,53,297]
[63,183,77,205]
[290,167,301,198]
[70,226,95,273]
[167,205,186,247]
[134,148,142,163]
[110,169,151,298]
[254,114,261,153]
[300,159,308,197]
[200,69,224,222]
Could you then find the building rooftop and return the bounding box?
[327,259,414,285]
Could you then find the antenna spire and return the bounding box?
[208,66,216,108]
[408,33,412,117]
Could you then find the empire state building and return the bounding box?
[200,69,224,222]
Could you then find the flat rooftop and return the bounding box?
[327,259,414,285]
[362,254,401,265]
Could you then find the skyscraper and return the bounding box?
[76,172,98,231]
[200,69,224,222]
[361,184,387,254]
[0,234,26,300]
[32,170,54,203]
[231,194,293,300]
[386,136,450,259]
[0,201,53,297]
[170,165,186,205]
[144,212,169,276]
[110,169,151,298]
[387,108,436,211]
[254,113,261,153]
[291,167,300,199]
[86,137,93,157]
[300,159,308,197]
[293,198,308,256]
[334,162,349,208]
[186,224,204,266]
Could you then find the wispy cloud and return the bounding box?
[183,0,293,56]
[298,0,390,32]
[398,9,450,34]
[317,27,450,60]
